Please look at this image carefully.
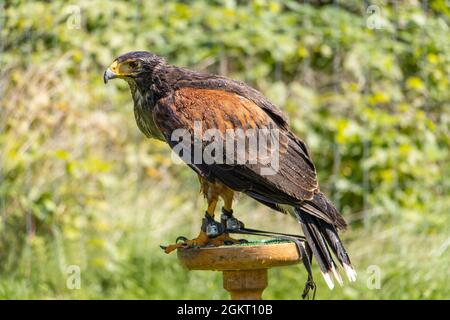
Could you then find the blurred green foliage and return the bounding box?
[0,0,449,299]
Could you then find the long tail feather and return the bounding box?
[294,207,356,288]
[318,219,357,282]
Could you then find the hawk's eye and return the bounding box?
[128,61,138,69]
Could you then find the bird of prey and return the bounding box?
[104,51,356,289]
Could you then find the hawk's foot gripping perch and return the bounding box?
[160,212,247,254]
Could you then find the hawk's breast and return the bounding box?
[132,88,164,140]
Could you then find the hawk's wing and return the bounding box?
[171,67,290,129]
[154,86,317,196]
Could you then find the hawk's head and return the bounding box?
[103,51,165,84]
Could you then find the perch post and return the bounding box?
[177,241,301,300]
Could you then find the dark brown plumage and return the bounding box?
[104,51,356,289]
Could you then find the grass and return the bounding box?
[0,187,448,300]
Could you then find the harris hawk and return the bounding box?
[104,51,356,290]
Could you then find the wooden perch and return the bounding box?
[177,241,301,300]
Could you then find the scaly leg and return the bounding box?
[162,180,223,253]
[221,188,245,230]
[161,179,245,253]
[218,187,247,245]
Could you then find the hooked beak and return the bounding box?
[103,68,117,84]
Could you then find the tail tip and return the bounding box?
[322,271,335,290]
[343,263,357,282]
[331,264,344,286]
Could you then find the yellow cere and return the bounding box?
[109,60,134,75]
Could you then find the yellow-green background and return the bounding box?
[1,0,449,299]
